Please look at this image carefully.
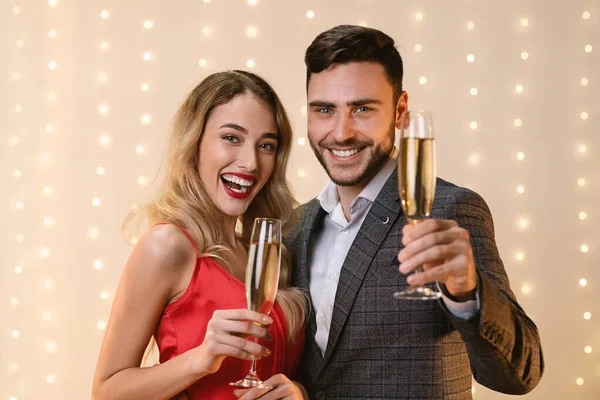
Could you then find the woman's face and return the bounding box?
[198,93,279,218]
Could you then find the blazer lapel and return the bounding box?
[319,167,403,374]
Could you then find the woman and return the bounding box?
[92,71,307,400]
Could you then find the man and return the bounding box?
[285,25,544,399]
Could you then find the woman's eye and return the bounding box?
[222,135,239,143]
[260,142,277,151]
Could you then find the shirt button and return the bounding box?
[329,271,338,279]
[341,228,349,234]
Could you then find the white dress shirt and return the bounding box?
[309,150,479,355]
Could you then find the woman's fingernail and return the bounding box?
[262,316,273,324]
[264,348,272,356]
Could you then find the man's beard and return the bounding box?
[309,120,395,187]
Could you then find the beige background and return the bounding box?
[1,0,598,398]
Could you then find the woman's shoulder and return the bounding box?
[132,223,197,276]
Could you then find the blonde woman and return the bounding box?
[92,71,307,400]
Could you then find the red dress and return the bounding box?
[154,224,304,399]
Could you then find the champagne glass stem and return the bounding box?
[248,337,258,376]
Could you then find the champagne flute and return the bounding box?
[230,218,282,389]
[394,110,442,300]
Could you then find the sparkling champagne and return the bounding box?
[398,137,436,221]
[245,242,281,318]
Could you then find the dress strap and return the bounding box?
[153,222,198,258]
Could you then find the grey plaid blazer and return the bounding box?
[286,169,544,399]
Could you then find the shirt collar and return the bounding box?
[317,147,398,214]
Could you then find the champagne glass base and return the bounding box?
[230,372,272,389]
[394,286,442,300]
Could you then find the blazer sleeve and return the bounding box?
[438,188,544,394]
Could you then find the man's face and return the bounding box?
[307,62,407,187]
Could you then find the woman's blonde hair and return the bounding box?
[124,71,307,365]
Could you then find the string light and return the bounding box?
[141,83,149,92]
[414,44,422,52]
[16,39,25,48]
[13,6,20,14]
[10,297,19,306]
[520,18,529,27]
[12,330,21,339]
[137,176,147,185]
[517,152,525,161]
[89,228,99,239]
[246,26,258,38]
[577,178,586,187]
[100,291,110,300]
[47,375,56,384]
[579,211,587,220]
[306,10,315,19]
[100,10,109,19]
[13,170,22,178]
[14,104,23,113]
[467,21,475,30]
[576,377,584,386]
[580,111,588,120]
[583,11,591,19]
[48,61,57,70]
[246,59,255,68]
[580,77,588,86]
[141,114,151,125]
[415,12,424,21]
[9,136,20,147]
[45,340,57,353]
[297,138,306,146]
[143,20,153,29]
[578,144,587,154]
[419,76,427,85]
[517,185,525,194]
[301,106,307,114]
[96,166,105,176]
[584,45,593,53]
[584,346,592,354]
[100,41,109,51]
[297,169,306,177]
[515,84,524,93]
[8,363,19,372]
[14,265,23,274]
[44,279,55,290]
[580,244,589,253]
[97,321,107,330]
[579,278,588,287]
[136,145,146,154]
[516,252,525,261]
[16,234,24,243]
[48,92,57,102]
[43,186,53,196]
[582,312,591,320]
[467,54,475,62]
[143,52,152,61]
[48,29,57,38]
[518,217,529,229]
[521,51,529,60]
[521,285,531,295]
[93,260,103,270]
[43,217,54,227]
[41,248,51,258]
[470,87,478,96]
[92,197,101,206]
[358,22,367,27]
[98,104,110,115]
[247,0,257,5]
[16,201,24,210]
[202,26,211,36]
[97,72,108,83]
[198,59,208,67]
[469,121,478,130]
[468,154,479,165]
[42,311,53,321]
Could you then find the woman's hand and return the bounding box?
[233,374,308,400]
[193,309,274,376]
